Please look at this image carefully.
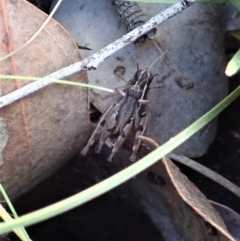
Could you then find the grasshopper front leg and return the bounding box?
[130,114,148,162]
[81,103,119,156]
[95,90,128,154]
[94,110,118,154]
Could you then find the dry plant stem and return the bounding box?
[0,0,198,109]
[138,135,240,199]
[0,205,27,241]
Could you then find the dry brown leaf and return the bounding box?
[163,156,236,241]
[0,0,89,199]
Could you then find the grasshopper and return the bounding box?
[81,65,155,162]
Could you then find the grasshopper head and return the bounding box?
[134,68,153,87]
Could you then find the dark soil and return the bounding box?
[26,0,52,12]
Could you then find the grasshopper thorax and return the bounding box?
[128,85,142,99]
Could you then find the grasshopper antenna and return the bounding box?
[148,49,168,71]
[140,43,148,69]
[137,63,140,71]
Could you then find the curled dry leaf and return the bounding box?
[138,135,240,199]
[133,136,238,240]
[0,0,89,199]
[163,157,236,241]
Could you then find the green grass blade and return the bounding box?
[0,75,113,93]
[225,49,240,76]
[0,185,31,241]
[0,85,239,235]
[229,0,240,10]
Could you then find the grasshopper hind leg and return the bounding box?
[81,120,105,156]
[95,111,118,154]
[130,114,148,162]
[81,103,117,156]
[107,118,134,162]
